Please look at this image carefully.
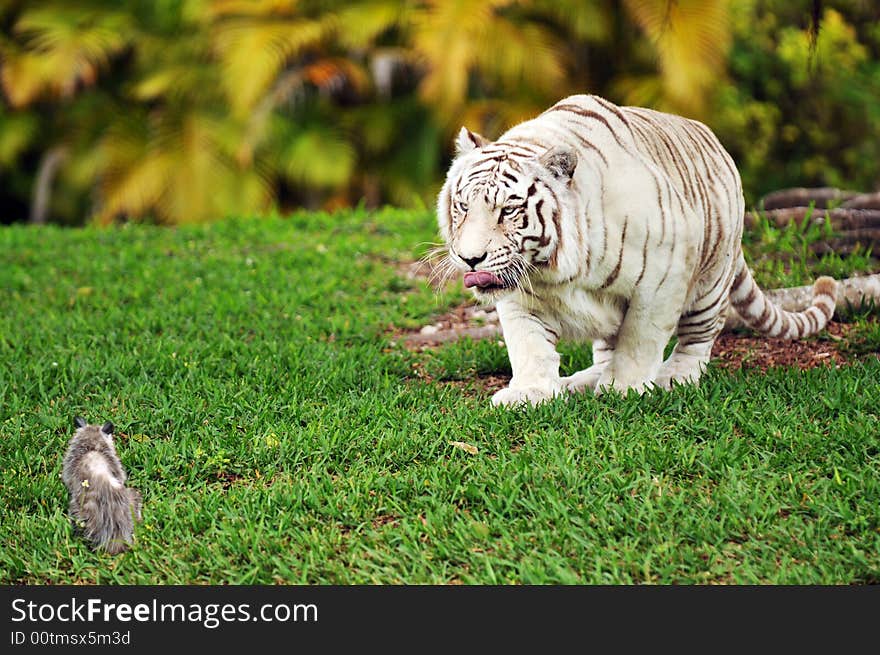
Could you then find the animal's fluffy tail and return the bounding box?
[729,252,837,338]
[74,479,142,554]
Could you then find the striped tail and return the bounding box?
[729,252,837,338]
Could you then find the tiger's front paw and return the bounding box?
[594,373,651,396]
[491,386,559,408]
[560,364,606,393]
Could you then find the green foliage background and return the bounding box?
[1,0,878,225]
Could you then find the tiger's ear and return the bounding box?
[540,147,578,180]
[101,421,114,435]
[456,127,490,154]
[74,416,87,429]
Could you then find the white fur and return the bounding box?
[438,95,830,407]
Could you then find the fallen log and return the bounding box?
[759,187,860,210]
[810,232,880,256]
[744,207,880,230]
[724,273,880,331]
[842,192,880,211]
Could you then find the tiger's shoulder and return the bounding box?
[520,94,724,154]
[545,94,711,133]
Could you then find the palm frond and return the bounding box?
[610,73,664,110]
[458,98,552,139]
[212,16,332,116]
[273,118,355,189]
[324,0,406,50]
[474,19,567,97]
[413,0,567,126]
[0,109,38,167]
[96,108,273,224]
[1,50,53,107]
[623,0,731,116]
[412,1,501,119]
[1,5,132,105]
[527,0,612,43]
[208,0,300,20]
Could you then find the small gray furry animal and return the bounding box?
[62,417,142,554]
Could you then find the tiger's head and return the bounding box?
[437,127,578,301]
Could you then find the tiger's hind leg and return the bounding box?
[561,339,615,393]
[655,295,729,389]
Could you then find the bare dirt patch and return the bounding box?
[400,300,868,372]
[404,303,502,348]
[440,372,511,397]
[711,321,853,372]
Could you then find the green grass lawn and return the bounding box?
[1,209,878,584]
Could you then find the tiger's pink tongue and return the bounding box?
[463,271,503,289]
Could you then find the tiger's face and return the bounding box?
[438,128,578,301]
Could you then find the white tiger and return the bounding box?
[436,94,837,406]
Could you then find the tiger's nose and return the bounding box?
[461,252,487,269]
